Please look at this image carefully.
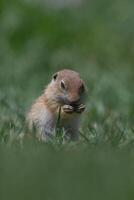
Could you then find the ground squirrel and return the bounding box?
[27,69,86,141]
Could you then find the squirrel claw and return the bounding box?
[76,104,86,113]
[63,104,85,114]
[63,105,74,114]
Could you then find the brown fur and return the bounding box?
[27,69,86,141]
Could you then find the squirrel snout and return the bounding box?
[70,99,81,107]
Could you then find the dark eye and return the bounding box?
[80,83,85,94]
[60,80,66,90]
[52,73,58,81]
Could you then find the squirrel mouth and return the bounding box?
[70,103,80,108]
[70,99,81,107]
[70,103,81,112]
[57,96,81,108]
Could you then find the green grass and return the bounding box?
[0,0,134,199]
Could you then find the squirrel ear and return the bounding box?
[52,73,58,81]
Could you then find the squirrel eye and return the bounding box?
[80,83,85,94]
[52,73,58,81]
[60,80,66,90]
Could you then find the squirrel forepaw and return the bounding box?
[63,104,86,114]
[63,105,74,114]
[75,104,86,113]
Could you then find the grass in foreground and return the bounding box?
[0,0,134,199]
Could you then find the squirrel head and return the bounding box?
[46,69,87,106]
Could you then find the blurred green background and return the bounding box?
[0,0,134,199]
